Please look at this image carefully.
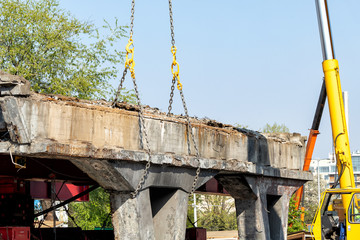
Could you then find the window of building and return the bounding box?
[319,166,329,173]
[310,167,315,172]
[353,156,360,172]
[331,166,336,172]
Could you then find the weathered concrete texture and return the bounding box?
[0,71,31,96]
[70,159,216,193]
[111,189,154,239]
[70,159,214,240]
[0,93,310,178]
[217,175,303,240]
[111,188,188,240]
[0,76,313,240]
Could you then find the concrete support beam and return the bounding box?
[72,159,214,240]
[111,189,154,239]
[217,175,304,240]
[111,188,188,240]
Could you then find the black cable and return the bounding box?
[331,132,348,189]
[54,181,80,228]
[332,163,345,189]
[187,215,196,228]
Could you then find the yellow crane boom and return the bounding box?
[312,0,358,239]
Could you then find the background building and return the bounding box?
[310,151,360,188]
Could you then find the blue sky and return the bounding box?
[59,0,360,159]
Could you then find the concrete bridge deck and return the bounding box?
[0,73,312,239]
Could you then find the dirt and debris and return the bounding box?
[0,71,28,86]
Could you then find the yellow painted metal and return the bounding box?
[312,189,360,239]
[311,191,325,240]
[170,46,182,90]
[125,36,135,78]
[323,59,355,203]
[311,59,357,240]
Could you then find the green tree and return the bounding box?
[303,174,327,224]
[262,122,290,133]
[288,195,307,233]
[234,123,249,129]
[68,187,112,230]
[198,195,237,231]
[187,194,200,228]
[0,0,128,99]
[187,194,237,231]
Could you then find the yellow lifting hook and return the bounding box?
[125,36,135,78]
[171,46,182,90]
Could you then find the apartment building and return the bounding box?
[309,151,360,188]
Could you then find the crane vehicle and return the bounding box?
[311,0,360,239]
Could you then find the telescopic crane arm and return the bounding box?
[312,1,357,239]
[315,0,355,193]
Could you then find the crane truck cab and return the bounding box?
[312,189,360,240]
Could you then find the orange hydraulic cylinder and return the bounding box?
[294,129,320,210]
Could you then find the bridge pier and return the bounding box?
[111,188,188,240]
[69,159,216,240]
[217,175,304,240]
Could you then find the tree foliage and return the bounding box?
[234,123,249,129]
[262,122,290,133]
[187,194,237,231]
[288,175,327,232]
[0,0,128,99]
[68,187,112,230]
[303,175,327,224]
[288,195,307,233]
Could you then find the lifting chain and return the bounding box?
[112,0,152,198]
[167,0,201,195]
[167,0,178,115]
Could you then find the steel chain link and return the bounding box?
[113,0,201,197]
[167,77,176,115]
[168,0,201,194]
[168,0,200,194]
[112,0,152,198]
[168,0,176,47]
[112,68,128,106]
[129,0,135,37]
[130,76,152,198]
[113,0,135,105]
[179,88,201,194]
[167,0,176,115]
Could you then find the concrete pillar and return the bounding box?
[111,187,189,240]
[151,188,188,239]
[74,160,216,239]
[267,194,289,240]
[111,189,154,240]
[216,174,305,240]
[235,188,269,240]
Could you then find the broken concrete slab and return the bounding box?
[0,74,313,239]
[0,71,31,96]
[0,93,310,179]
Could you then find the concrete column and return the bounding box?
[151,188,188,239]
[216,174,306,240]
[235,189,269,240]
[111,189,154,240]
[267,194,291,240]
[110,188,189,240]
